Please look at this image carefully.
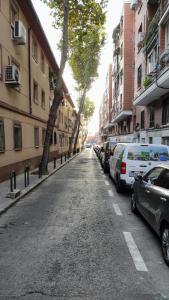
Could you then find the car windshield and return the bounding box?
[127,145,169,161]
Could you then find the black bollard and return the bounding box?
[10,172,13,192]
[61,155,63,164]
[13,171,16,189]
[54,158,56,169]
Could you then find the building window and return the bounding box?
[10,2,18,38]
[137,65,142,89]
[50,132,53,145]
[165,21,169,49]
[147,46,158,74]
[14,123,22,150]
[59,134,62,147]
[149,137,153,144]
[32,37,38,62]
[162,98,169,125]
[54,132,57,145]
[33,81,38,104]
[162,137,169,145]
[149,106,155,128]
[41,52,45,73]
[0,119,5,152]
[42,128,46,145]
[34,127,39,148]
[41,90,45,110]
[141,110,145,129]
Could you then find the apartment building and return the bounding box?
[132,0,169,144]
[99,64,112,142]
[0,0,75,182]
[111,1,135,142]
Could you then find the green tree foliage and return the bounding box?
[40,0,107,172]
[78,97,95,121]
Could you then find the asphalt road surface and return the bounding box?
[0,149,169,300]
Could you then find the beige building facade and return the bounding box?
[0,0,76,182]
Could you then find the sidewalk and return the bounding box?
[0,154,77,216]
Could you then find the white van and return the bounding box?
[109,143,169,192]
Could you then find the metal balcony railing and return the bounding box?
[144,8,160,50]
[161,0,169,18]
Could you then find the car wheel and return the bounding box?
[131,191,138,214]
[116,176,122,193]
[161,225,169,266]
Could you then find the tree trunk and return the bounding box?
[73,118,81,154]
[39,0,69,175]
[69,90,86,156]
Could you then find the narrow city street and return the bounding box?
[0,149,169,300]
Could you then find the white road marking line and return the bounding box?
[105,180,109,186]
[113,204,122,216]
[123,232,148,272]
[108,190,114,197]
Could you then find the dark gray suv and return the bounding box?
[131,165,169,266]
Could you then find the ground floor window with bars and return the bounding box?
[14,123,22,150]
[34,127,39,148]
[0,119,5,152]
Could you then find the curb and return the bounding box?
[0,153,79,216]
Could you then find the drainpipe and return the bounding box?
[28,27,32,114]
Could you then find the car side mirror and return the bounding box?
[134,174,143,182]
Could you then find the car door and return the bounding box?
[147,169,169,232]
[137,167,164,225]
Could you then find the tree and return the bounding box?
[77,96,95,146]
[68,22,105,154]
[40,0,107,173]
[79,97,95,121]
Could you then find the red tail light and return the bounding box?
[120,162,126,174]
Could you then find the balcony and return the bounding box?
[133,67,169,106]
[144,9,160,51]
[159,0,169,25]
[112,110,132,123]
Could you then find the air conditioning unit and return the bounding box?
[131,0,137,10]
[5,65,20,85]
[13,20,26,45]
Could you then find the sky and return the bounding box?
[31,0,124,134]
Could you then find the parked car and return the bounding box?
[101,141,117,173]
[109,143,169,193]
[131,165,169,266]
[86,143,92,148]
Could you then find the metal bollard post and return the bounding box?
[61,155,63,164]
[27,167,29,186]
[24,168,27,187]
[24,167,30,187]
[10,172,13,192]
[65,153,66,162]
[39,163,42,178]
[13,171,16,189]
[54,158,56,169]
